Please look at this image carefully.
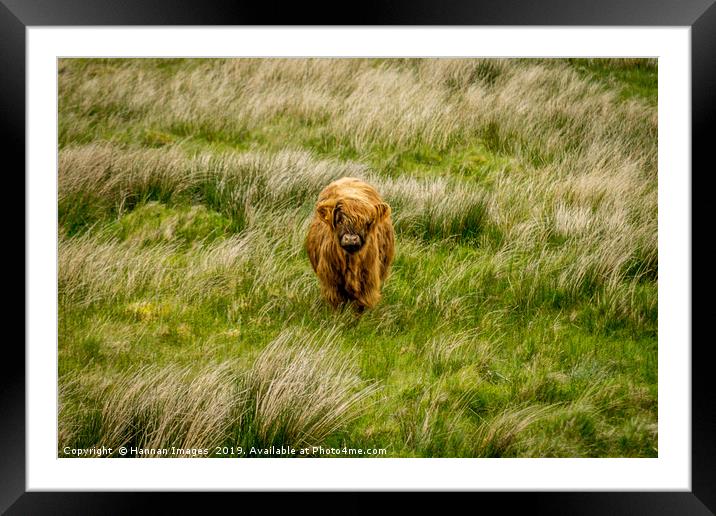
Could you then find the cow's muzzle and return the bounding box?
[340,234,363,254]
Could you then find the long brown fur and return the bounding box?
[306,177,395,310]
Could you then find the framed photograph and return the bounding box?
[8,0,713,513]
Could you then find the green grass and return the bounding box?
[565,58,658,105]
[58,58,657,458]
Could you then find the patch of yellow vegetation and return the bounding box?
[176,323,192,338]
[223,328,241,338]
[125,300,169,321]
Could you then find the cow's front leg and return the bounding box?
[321,282,348,308]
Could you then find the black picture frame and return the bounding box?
[5,1,713,513]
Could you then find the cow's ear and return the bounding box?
[316,202,335,227]
[376,202,391,222]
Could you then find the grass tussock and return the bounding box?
[240,329,379,450]
[59,58,657,457]
[60,145,491,241]
[59,329,376,456]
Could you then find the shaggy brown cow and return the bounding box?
[306,177,395,311]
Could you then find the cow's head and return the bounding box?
[316,199,391,254]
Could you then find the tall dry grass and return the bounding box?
[59,59,656,162]
[59,328,376,456]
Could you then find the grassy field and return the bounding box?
[58,58,658,458]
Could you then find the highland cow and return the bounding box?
[306,177,395,311]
